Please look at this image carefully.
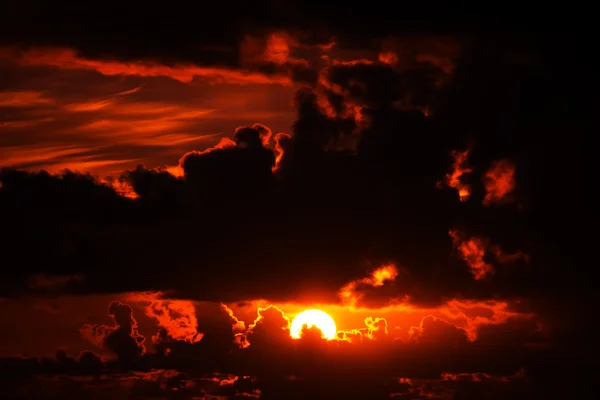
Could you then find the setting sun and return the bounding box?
[290,309,337,340]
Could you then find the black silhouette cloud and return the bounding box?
[0,299,592,399]
[0,33,588,314]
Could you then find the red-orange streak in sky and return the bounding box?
[0,90,54,106]
[2,47,291,85]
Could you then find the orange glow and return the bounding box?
[2,47,290,85]
[483,159,516,205]
[0,90,54,107]
[272,132,291,172]
[337,316,389,342]
[371,265,398,285]
[439,298,527,341]
[339,264,398,308]
[222,293,532,349]
[239,31,309,72]
[438,148,472,202]
[64,85,143,112]
[264,33,293,65]
[146,299,204,343]
[178,137,237,170]
[290,309,337,340]
[378,51,398,65]
[100,178,139,199]
[449,230,493,280]
[0,145,93,167]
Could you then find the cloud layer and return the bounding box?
[0,294,591,399]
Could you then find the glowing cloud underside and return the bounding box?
[290,309,337,340]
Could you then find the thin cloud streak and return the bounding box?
[0,144,103,166]
[0,90,54,107]
[64,84,144,112]
[1,47,292,85]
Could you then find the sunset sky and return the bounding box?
[0,2,591,399]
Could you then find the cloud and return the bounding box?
[0,145,102,169]
[339,264,399,309]
[483,159,517,205]
[408,315,470,347]
[240,32,306,67]
[144,298,204,344]
[437,148,472,202]
[0,294,566,398]
[4,344,544,400]
[63,84,142,112]
[272,132,292,172]
[337,316,390,342]
[80,302,146,363]
[0,90,54,107]
[448,229,531,282]
[1,47,292,85]
[449,230,494,280]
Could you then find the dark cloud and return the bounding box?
[0,298,594,399]
[0,1,579,63]
[80,301,146,363]
[0,34,589,311]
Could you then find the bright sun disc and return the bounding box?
[290,309,337,340]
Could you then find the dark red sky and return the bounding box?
[0,2,591,399]
[0,45,296,175]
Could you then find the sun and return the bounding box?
[290,309,337,340]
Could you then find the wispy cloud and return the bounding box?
[64,84,144,112]
[0,90,54,107]
[1,47,291,85]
